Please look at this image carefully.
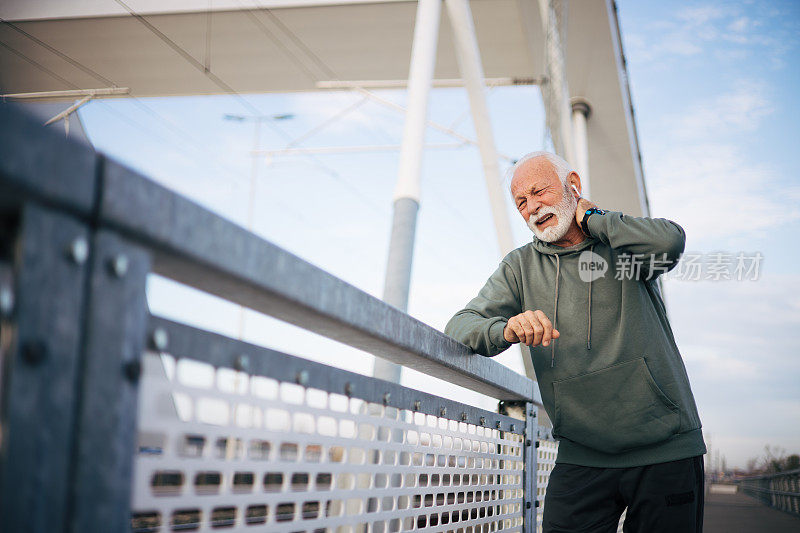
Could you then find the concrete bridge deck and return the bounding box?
[704,489,800,533]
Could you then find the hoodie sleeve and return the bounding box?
[586,211,686,280]
[444,260,522,357]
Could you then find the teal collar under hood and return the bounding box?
[530,235,600,366]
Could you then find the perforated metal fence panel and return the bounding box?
[534,428,557,532]
[132,352,530,532]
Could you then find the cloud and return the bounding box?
[727,16,750,33]
[676,5,726,26]
[645,82,800,243]
[648,143,800,243]
[625,31,703,64]
[665,272,800,467]
[680,343,761,381]
[624,2,798,68]
[666,82,773,141]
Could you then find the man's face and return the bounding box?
[511,158,577,242]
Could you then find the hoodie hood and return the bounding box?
[530,235,599,366]
[530,234,598,255]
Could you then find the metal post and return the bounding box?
[444,0,514,256]
[247,119,262,244]
[67,227,151,532]
[0,205,91,533]
[238,117,262,340]
[445,0,533,379]
[382,197,420,314]
[44,95,93,126]
[223,112,293,340]
[523,402,538,532]
[571,99,591,198]
[374,0,442,383]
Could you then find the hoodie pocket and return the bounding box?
[552,357,680,454]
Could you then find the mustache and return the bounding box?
[532,207,558,221]
[526,187,577,239]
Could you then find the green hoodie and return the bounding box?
[444,211,706,468]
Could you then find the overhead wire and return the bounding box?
[282,96,370,149]
[0,17,117,87]
[0,40,78,92]
[1,15,245,171]
[112,0,259,116]
[0,20,318,233]
[248,1,337,80]
[2,15,203,153]
[4,5,504,275]
[204,0,213,73]
[234,5,482,246]
[239,2,516,163]
[240,0,503,252]
[237,4,320,83]
[111,0,394,217]
[239,0,513,163]
[240,0,503,258]
[237,0,396,145]
[446,77,502,130]
[238,0,513,165]
[0,7,395,269]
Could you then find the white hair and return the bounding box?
[505,151,574,196]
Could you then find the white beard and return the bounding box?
[526,183,578,242]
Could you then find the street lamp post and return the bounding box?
[223,112,294,340]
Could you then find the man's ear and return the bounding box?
[568,172,583,197]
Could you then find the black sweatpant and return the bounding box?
[542,455,705,533]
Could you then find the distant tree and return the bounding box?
[741,447,799,475]
[746,446,800,474]
[763,445,786,473]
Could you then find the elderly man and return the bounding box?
[444,152,706,533]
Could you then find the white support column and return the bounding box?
[444,0,514,256]
[571,99,591,198]
[537,0,575,165]
[391,0,442,204]
[445,0,532,380]
[373,0,442,384]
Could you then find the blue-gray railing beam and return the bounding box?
[0,102,539,403]
[98,157,537,402]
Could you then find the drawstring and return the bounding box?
[587,244,594,351]
[551,254,560,367]
[550,245,595,366]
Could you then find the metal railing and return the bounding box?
[738,469,800,517]
[0,103,553,533]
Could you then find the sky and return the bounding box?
[66,0,800,470]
